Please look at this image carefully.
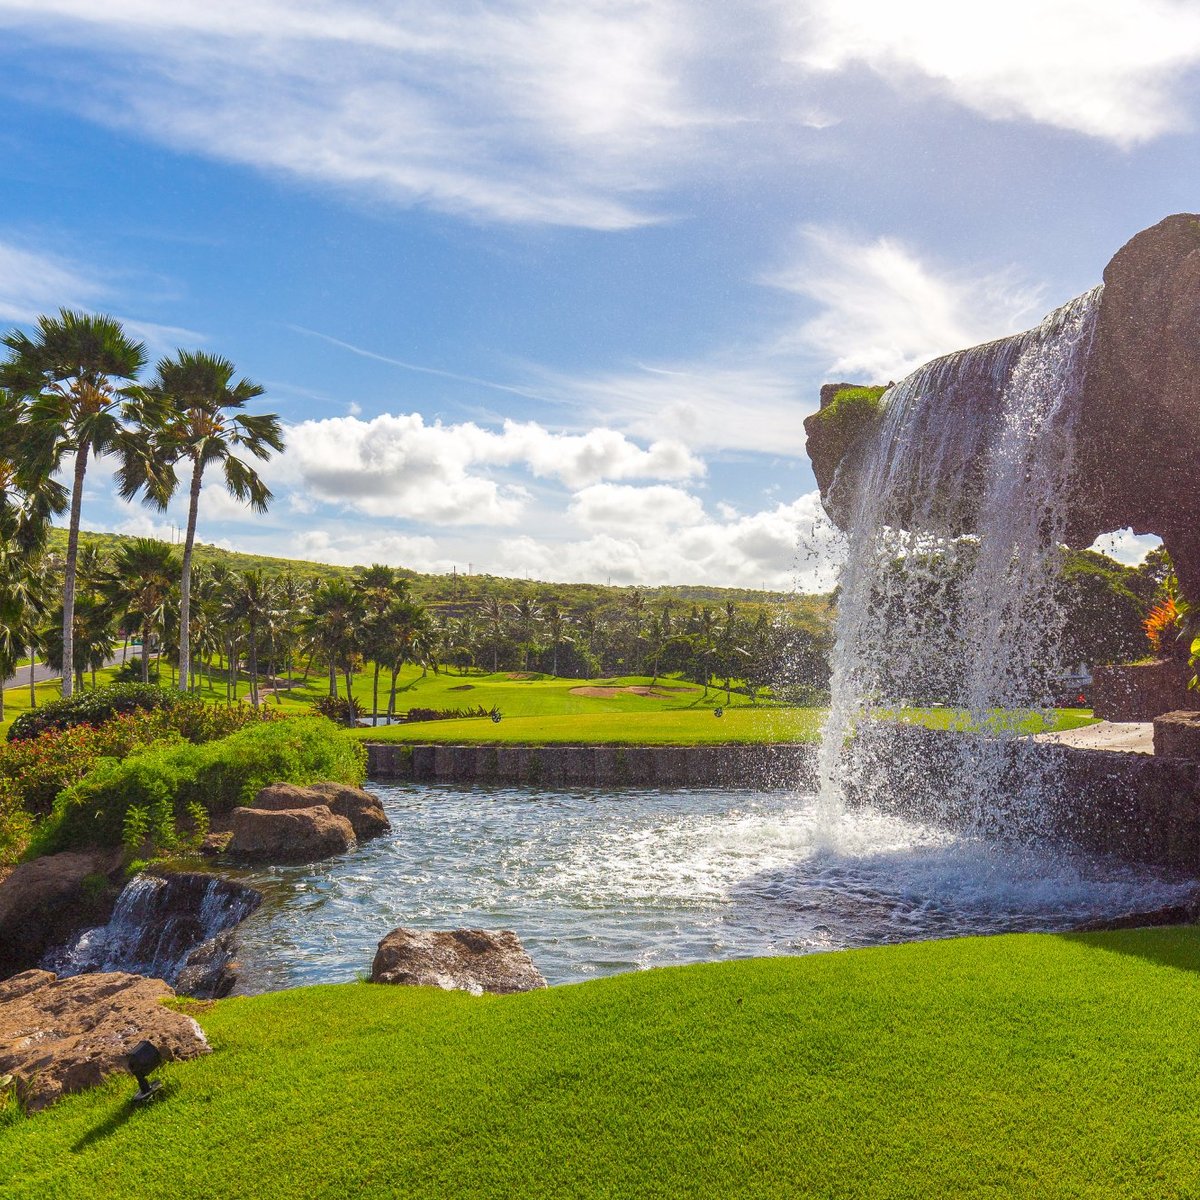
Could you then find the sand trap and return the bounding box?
[570,685,700,699]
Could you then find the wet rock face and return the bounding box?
[1075,214,1200,601]
[805,213,1200,602]
[0,848,124,979]
[43,871,262,998]
[371,928,547,995]
[0,969,210,1112]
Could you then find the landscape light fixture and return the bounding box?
[714,707,724,718]
[127,1040,164,1103]
[491,710,502,723]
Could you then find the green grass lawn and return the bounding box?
[4,928,1200,1198]
[353,706,823,745]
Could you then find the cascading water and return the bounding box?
[44,872,261,993]
[818,287,1104,832]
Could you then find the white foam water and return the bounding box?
[817,288,1104,834]
[220,784,1191,991]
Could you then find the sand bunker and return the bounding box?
[569,685,700,699]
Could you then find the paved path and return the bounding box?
[2,653,128,691]
[1031,720,1155,755]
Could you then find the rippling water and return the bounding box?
[224,783,1194,992]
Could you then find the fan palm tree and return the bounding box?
[480,595,507,674]
[98,539,179,683]
[118,350,283,693]
[0,310,146,696]
[302,579,363,706]
[223,570,277,705]
[542,602,572,677]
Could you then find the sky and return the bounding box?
[0,1,1196,590]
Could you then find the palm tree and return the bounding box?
[383,600,431,718]
[510,594,542,671]
[223,570,277,705]
[302,579,363,707]
[542,602,572,677]
[98,539,179,683]
[356,565,405,722]
[1,310,146,697]
[480,595,507,674]
[119,351,283,693]
[0,390,67,556]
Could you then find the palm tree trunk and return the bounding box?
[28,646,36,709]
[372,662,380,725]
[177,462,202,692]
[388,664,399,718]
[343,667,355,722]
[141,623,150,683]
[328,660,337,698]
[248,629,259,706]
[61,442,90,699]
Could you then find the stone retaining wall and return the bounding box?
[1093,660,1199,721]
[365,741,817,790]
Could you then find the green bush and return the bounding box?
[7,683,179,742]
[38,716,367,854]
[806,385,888,469]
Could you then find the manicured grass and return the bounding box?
[354,706,1094,747]
[5,928,1200,1198]
[354,706,821,745]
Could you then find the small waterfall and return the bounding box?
[45,872,262,994]
[819,287,1103,833]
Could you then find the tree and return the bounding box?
[1,310,146,696]
[542,602,572,677]
[98,538,179,683]
[480,595,507,673]
[303,579,363,708]
[223,571,277,706]
[119,350,283,693]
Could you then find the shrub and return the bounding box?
[312,695,364,726]
[0,778,33,866]
[40,716,367,854]
[404,705,501,723]
[7,683,179,742]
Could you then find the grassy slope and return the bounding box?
[4,928,1200,1198]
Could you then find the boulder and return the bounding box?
[253,781,390,840]
[174,929,243,999]
[804,213,1200,605]
[226,805,355,863]
[1154,710,1200,760]
[0,969,210,1112]
[0,848,124,980]
[371,928,546,995]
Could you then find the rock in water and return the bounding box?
[226,805,356,863]
[253,781,391,840]
[0,970,210,1112]
[371,928,547,995]
[0,848,123,979]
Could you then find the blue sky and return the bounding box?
[1,1,1196,588]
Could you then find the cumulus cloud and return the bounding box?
[275,412,703,526]
[789,0,1200,146]
[1089,528,1162,567]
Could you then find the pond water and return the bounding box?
[223,782,1195,992]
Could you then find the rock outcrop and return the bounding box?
[804,214,1200,604]
[44,871,261,998]
[1154,710,1200,760]
[371,927,546,995]
[226,804,355,863]
[0,848,123,980]
[253,781,391,840]
[0,970,210,1112]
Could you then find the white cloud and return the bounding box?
[1090,528,1162,567]
[275,412,702,527]
[569,483,705,530]
[0,239,103,323]
[765,225,1046,381]
[789,0,1200,146]
[2,0,1192,235]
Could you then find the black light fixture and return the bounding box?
[714,706,724,718]
[127,1040,164,1102]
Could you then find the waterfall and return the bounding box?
[818,287,1103,832]
[44,872,261,993]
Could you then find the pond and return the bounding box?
[222,782,1195,992]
